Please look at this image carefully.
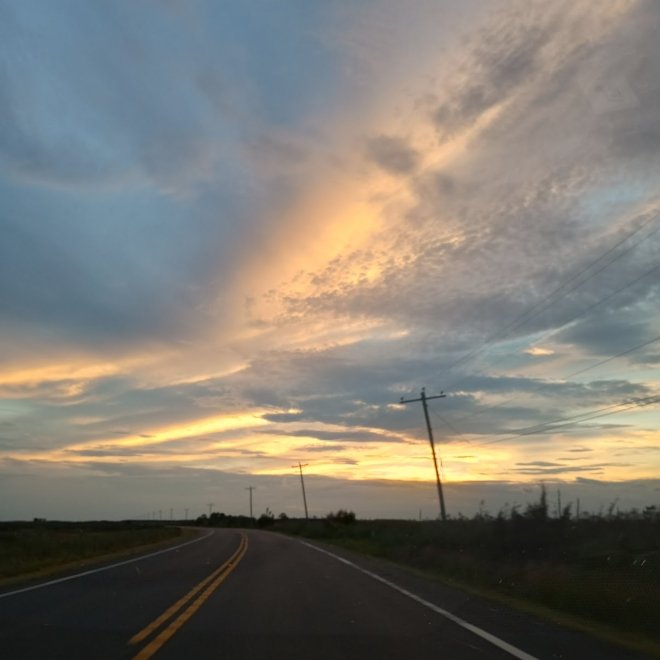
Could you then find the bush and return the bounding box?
[326,509,356,525]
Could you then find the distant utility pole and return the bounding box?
[557,490,562,518]
[292,461,309,520]
[246,486,255,519]
[169,508,173,521]
[399,387,447,521]
[207,502,214,517]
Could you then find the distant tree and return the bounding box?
[326,509,356,524]
[643,505,658,521]
[209,512,228,527]
[524,484,548,521]
[257,508,275,527]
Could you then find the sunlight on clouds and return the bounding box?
[525,347,555,357]
[69,411,274,451]
[0,360,123,388]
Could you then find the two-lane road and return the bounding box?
[0,529,650,659]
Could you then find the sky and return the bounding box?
[0,0,659,521]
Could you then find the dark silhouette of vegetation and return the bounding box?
[257,508,275,528]
[192,509,284,528]
[326,509,356,525]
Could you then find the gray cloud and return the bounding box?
[432,3,557,139]
[365,135,420,175]
[261,428,402,444]
[556,313,655,356]
[513,463,629,476]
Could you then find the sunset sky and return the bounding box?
[1,0,659,520]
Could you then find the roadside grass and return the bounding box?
[269,502,660,654]
[0,521,183,584]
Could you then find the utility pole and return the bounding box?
[399,387,448,521]
[292,462,309,520]
[169,508,173,521]
[557,489,561,518]
[184,508,189,521]
[246,486,255,519]
[207,502,214,517]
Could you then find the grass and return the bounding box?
[0,520,182,582]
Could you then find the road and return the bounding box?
[0,528,651,659]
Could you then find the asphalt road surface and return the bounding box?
[0,529,651,659]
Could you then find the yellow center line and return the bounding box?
[128,532,248,657]
[129,532,246,646]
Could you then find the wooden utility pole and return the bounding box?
[399,388,447,521]
[557,489,562,518]
[246,486,255,519]
[292,462,309,520]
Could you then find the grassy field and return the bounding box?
[264,500,660,647]
[0,521,181,581]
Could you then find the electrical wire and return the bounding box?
[565,332,660,379]
[448,261,660,427]
[442,212,659,379]
[429,406,469,441]
[472,393,660,448]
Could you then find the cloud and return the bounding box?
[525,347,554,356]
[365,135,420,175]
[431,2,559,139]
[556,312,656,356]
[261,428,402,444]
[514,463,629,476]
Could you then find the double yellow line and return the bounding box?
[129,532,248,659]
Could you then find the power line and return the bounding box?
[472,393,660,448]
[449,264,660,429]
[443,212,659,380]
[464,259,660,389]
[429,405,470,443]
[451,331,658,432]
[566,332,660,379]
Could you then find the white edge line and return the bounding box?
[300,540,539,660]
[0,529,215,599]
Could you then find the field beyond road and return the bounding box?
[0,520,181,583]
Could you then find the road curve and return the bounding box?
[0,529,650,659]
